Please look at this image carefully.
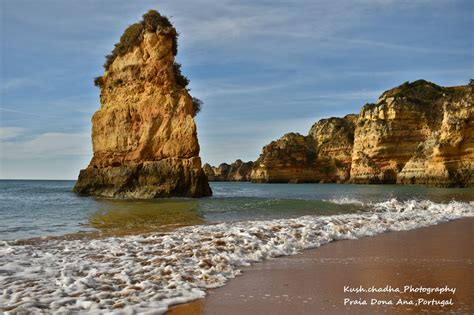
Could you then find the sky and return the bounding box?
[0,0,472,179]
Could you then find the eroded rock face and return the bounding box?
[350,80,473,187]
[203,160,254,181]
[250,133,317,183]
[250,80,472,187]
[250,115,357,183]
[308,114,357,182]
[74,11,211,198]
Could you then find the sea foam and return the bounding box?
[1,199,472,314]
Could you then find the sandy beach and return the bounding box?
[169,217,474,314]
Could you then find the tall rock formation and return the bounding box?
[250,115,357,183]
[203,160,254,181]
[350,80,473,187]
[74,10,212,198]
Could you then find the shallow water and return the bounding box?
[0,180,473,313]
[1,199,473,314]
[0,180,472,240]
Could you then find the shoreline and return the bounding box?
[169,217,474,314]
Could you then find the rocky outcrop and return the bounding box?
[308,114,358,182]
[251,115,357,183]
[74,10,211,198]
[351,80,473,187]
[204,160,254,181]
[250,133,319,183]
[250,80,472,187]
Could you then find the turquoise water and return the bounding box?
[0,180,472,240]
[1,180,473,313]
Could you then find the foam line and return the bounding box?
[1,199,472,314]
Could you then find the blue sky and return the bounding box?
[0,0,472,179]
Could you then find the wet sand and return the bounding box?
[169,218,474,314]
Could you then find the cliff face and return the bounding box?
[204,160,254,181]
[74,11,211,198]
[250,115,357,183]
[351,80,473,186]
[250,133,318,183]
[308,114,357,182]
[250,80,472,187]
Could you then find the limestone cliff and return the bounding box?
[74,10,212,198]
[250,80,472,187]
[308,114,357,182]
[351,80,473,187]
[204,160,254,181]
[250,114,357,183]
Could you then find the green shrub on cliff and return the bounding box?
[192,97,203,115]
[173,63,189,88]
[143,10,172,31]
[97,10,192,93]
[387,80,456,105]
[102,10,178,70]
[94,76,104,88]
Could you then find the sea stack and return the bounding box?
[74,10,212,198]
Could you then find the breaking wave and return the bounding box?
[1,199,472,314]
[323,197,365,205]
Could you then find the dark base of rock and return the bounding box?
[350,175,472,188]
[73,158,212,198]
[251,178,323,184]
[396,175,473,188]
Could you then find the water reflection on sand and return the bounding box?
[87,199,203,236]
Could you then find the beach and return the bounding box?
[1,181,473,313]
[169,217,474,314]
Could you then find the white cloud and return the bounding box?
[0,127,25,140]
[2,78,46,90]
[0,131,92,159]
[195,81,289,98]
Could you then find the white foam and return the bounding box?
[324,197,364,205]
[1,199,472,314]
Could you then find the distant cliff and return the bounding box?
[74,10,211,198]
[204,160,254,181]
[251,115,357,183]
[250,80,473,187]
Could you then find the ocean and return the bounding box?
[1,180,472,240]
[1,180,473,313]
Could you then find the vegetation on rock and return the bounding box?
[381,80,458,105]
[103,10,178,70]
[173,63,190,88]
[94,76,104,88]
[192,97,203,115]
[93,10,198,110]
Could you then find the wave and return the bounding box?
[1,199,472,314]
[323,197,365,205]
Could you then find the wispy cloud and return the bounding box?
[0,107,59,118]
[196,81,289,98]
[2,78,46,90]
[0,127,25,140]
[0,131,91,159]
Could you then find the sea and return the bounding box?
[1,180,473,313]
